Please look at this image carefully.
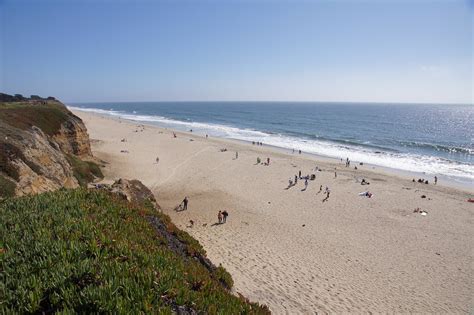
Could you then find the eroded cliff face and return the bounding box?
[0,95,100,197]
[53,114,92,158]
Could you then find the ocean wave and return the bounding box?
[69,106,474,183]
[398,141,473,155]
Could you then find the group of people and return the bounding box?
[256,157,271,166]
[218,210,229,224]
[252,141,264,146]
[345,157,351,167]
[413,176,437,185]
[176,196,230,225]
[288,170,317,190]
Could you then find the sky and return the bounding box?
[0,0,472,104]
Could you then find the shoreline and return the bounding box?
[70,106,473,192]
[73,109,473,313]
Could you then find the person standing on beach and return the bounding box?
[218,211,223,224]
[294,175,298,184]
[304,178,308,190]
[334,168,337,178]
[267,157,270,165]
[183,197,188,210]
[434,176,438,184]
[298,170,301,178]
[222,210,228,223]
[236,151,238,159]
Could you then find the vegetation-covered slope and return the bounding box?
[0,189,269,314]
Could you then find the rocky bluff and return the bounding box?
[0,93,101,197]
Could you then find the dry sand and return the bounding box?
[74,109,473,314]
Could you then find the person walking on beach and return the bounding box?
[218,211,223,224]
[298,170,301,178]
[267,157,270,165]
[434,176,438,185]
[304,178,308,190]
[222,210,228,223]
[183,197,188,210]
[236,151,239,159]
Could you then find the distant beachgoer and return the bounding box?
[257,157,261,164]
[304,179,308,189]
[434,176,437,185]
[222,210,228,223]
[299,150,301,154]
[218,211,223,224]
[173,132,177,138]
[298,170,301,178]
[183,197,188,210]
[354,166,358,170]
[289,179,293,187]
[252,141,255,145]
[319,185,322,192]
[206,134,208,139]
[155,157,160,164]
[334,171,337,178]
[236,151,238,159]
[267,157,270,165]
[294,175,298,184]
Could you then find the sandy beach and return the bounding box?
[73,109,473,313]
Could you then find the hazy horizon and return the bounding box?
[1,0,472,104]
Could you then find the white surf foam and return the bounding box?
[69,106,474,184]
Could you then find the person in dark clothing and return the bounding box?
[183,197,188,210]
[222,210,229,223]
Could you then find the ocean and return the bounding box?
[69,102,473,186]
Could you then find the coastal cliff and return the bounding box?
[0,93,100,197]
[0,93,269,313]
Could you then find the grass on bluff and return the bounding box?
[0,174,16,198]
[66,155,103,186]
[0,101,70,136]
[0,189,270,314]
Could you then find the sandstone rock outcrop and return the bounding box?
[109,178,161,210]
[0,93,100,197]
